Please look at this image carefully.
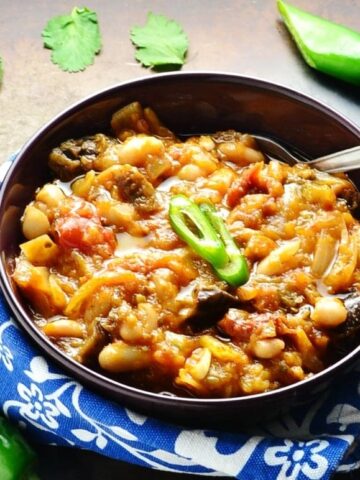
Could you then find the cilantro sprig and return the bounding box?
[42,7,101,72]
[130,12,189,69]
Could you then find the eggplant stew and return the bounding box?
[12,102,360,398]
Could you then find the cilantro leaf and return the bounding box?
[42,7,101,72]
[130,12,188,68]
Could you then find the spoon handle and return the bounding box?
[253,136,301,166]
[253,135,360,174]
[306,146,360,173]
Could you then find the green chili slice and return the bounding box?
[169,195,249,287]
[278,0,360,86]
[200,203,249,287]
[169,195,228,268]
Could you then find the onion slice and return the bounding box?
[311,231,337,278]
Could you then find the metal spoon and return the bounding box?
[253,135,360,173]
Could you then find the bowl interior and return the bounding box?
[1,73,360,426]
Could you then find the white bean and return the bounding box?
[177,164,204,180]
[253,338,285,359]
[118,136,164,167]
[43,320,84,338]
[36,184,65,207]
[22,206,50,240]
[98,341,151,373]
[311,297,347,328]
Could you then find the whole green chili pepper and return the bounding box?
[0,416,38,480]
[277,0,360,86]
[199,203,249,287]
[169,194,228,268]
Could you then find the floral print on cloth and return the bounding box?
[1,157,360,479]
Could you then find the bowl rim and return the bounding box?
[1,70,360,408]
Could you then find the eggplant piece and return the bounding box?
[111,102,176,140]
[184,288,242,332]
[111,102,147,137]
[339,188,360,211]
[211,130,244,143]
[329,293,360,359]
[116,164,159,213]
[76,321,110,366]
[49,134,115,181]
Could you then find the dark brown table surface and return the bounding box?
[1,1,359,479]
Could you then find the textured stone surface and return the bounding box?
[0,0,359,163]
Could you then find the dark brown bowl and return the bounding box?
[1,72,360,429]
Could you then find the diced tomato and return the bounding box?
[226,163,262,208]
[55,215,116,257]
[56,217,92,249]
[218,310,255,342]
[58,198,96,219]
[219,310,285,342]
[226,163,284,208]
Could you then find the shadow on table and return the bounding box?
[34,444,358,480]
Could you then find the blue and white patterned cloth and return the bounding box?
[1,158,360,480]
